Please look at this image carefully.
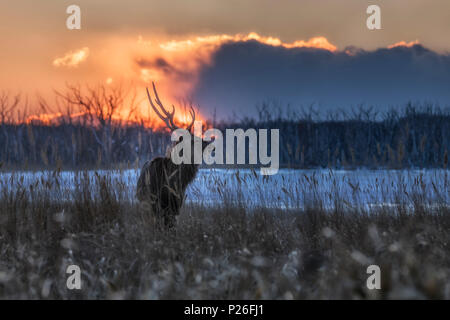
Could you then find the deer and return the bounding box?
[136,82,209,228]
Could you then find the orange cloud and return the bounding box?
[158,32,337,52]
[53,47,90,67]
[388,40,420,49]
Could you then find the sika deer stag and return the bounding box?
[136,83,208,228]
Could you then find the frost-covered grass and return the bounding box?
[0,168,449,299]
[1,168,449,209]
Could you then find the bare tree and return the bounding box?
[136,82,209,229]
[0,91,20,125]
[56,83,139,164]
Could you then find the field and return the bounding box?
[0,168,449,299]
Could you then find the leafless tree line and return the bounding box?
[0,84,168,169]
[0,87,448,170]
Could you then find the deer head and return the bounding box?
[146,82,208,162]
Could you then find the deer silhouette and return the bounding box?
[136,83,209,228]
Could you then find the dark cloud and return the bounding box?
[192,40,450,119]
[136,57,192,80]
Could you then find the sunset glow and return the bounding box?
[9,33,433,127]
[387,40,420,49]
[24,95,206,130]
[2,0,449,126]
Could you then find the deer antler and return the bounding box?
[186,105,196,132]
[146,82,196,132]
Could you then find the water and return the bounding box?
[1,168,448,210]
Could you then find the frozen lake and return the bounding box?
[0,168,448,210]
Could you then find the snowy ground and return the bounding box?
[1,168,448,210]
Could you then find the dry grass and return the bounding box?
[0,170,449,299]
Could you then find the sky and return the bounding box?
[1,0,450,121]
